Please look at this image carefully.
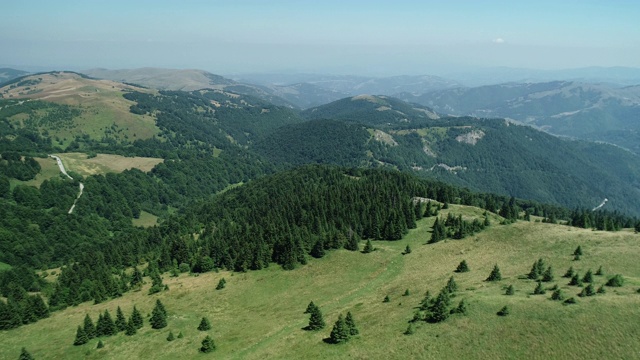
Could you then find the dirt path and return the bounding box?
[49,155,84,214]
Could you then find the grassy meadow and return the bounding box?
[1,205,639,359]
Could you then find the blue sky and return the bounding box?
[2,0,639,75]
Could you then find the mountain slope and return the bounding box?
[0,68,29,84]
[268,96,640,215]
[84,68,296,108]
[403,81,640,154]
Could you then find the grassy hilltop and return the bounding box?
[1,204,638,359]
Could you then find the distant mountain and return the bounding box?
[302,95,439,126]
[0,68,29,85]
[264,95,640,216]
[233,73,461,108]
[401,81,640,154]
[83,68,297,108]
[445,66,640,87]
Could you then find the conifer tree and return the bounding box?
[595,266,604,276]
[404,323,415,335]
[403,245,411,255]
[455,299,468,315]
[606,274,624,287]
[177,331,184,339]
[73,325,89,346]
[383,295,390,303]
[403,289,410,296]
[307,306,325,331]
[533,281,546,295]
[115,306,127,332]
[582,269,594,283]
[345,311,358,336]
[130,266,143,288]
[167,331,175,341]
[505,285,515,295]
[579,284,596,297]
[497,306,509,316]
[362,239,374,253]
[200,335,216,353]
[310,239,326,258]
[455,260,470,273]
[344,235,359,251]
[83,314,96,339]
[101,310,117,336]
[216,278,226,290]
[131,305,144,329]
[542,266,554,282]
[329,314,350,344]
[551,288,564,301]
[198,317,212,331]
[569,273,583,286]
[125,317,137,336]
[150,300,167,329]
[445,276,458,294]
[97,340,104,349]
[419,291,433,311]
[486,264,502,282]
[563,266,575,278]
[18,347,34,360]
[428,290,451,323]
[597,285,606,294]
[573,246,583,256]
[304,301,317,314]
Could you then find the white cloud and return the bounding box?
[492,38,505,44]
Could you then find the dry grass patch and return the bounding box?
[55,153,163,176]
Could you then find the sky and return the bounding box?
[1,0,639,76]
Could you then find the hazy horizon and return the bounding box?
[2,1,639,77]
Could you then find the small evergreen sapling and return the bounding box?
[197,317,212,331]
[19,347,34,360]
[83,314,96,339]
[573,246,583,256]
[150,299,168,329]
[497,306,509,316]
[383,295,390,303]
[505,285,515,295]
[597,285,606,294]
[200,335,216,353]
[345,312,358,336]
[167,331,175,341]
[486,264,502,282]
[582,269,594,283]
[542,266,554,282]
[563,266,574,278]
[606,274,624,287]
[578,284,596,297]
[404,323,415,335]
[125,318,137,336]
[307,306,325,330]
[403,245,412,255]
[73,326,89,346]
[362,239,374,254]
[216,278,226,290]
[96,340,104,349]
[304,301,317,314]
[115,306,127,332]
[403,289,410,296]
[329,314,350,344]
[595,266,604,276]
[455,260,470,273]
[533,281,546,295]
[569,273,583,286]
[551,288,564,301]
[131,305,144,329]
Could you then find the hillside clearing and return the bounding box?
[55,153,163,176]
[0,205,638,359]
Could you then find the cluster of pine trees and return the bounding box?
[429,212,488,243]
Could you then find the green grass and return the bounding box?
[9,156,64,189]
[1,205,639,359]
[132,211,159,228]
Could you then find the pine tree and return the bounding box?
[595,266,604,276]
[606,274,624,287]
[542,266,554,282]
[455,299,468,315]
[101,310,117,336]
[167,331,175,341]
[344,235,359,251]
[115,306,127,332]
[83,314,96,339]
[551,288,564,301]
[445,276,458,294]
[125,317,137,336]
[573,246,583,256]
[455,260,470,273]
[19,347,34,360]
[403,245,411,255]
[73,325,89,346]
[362,239,374,253]
[533,281,546,295]
[597,285,606,294]
[563,266,575,278]
[310,239,326,258]
[582,269,594,283]
[527,259,545,280]
[345,312,358,336]
[150,300,167,329]
[304,301,317,314]
[404,323,415,335]
[200,335,216,353]
[130,266,143,288]
[383,295,390,303]
[569,273,583,286]
[131,305,143,329]
[486,264,502,282]
[97,340,104,349]
[505,285,515,295]
[198,317,212,331]
[307,306,325,331]
[177,331,184,339]
[497,306,509,316]
[403,289,410,296]
[96,313,105,336]
[216,278,226,290]
[329,314,350,344]
[579,284,596,297]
